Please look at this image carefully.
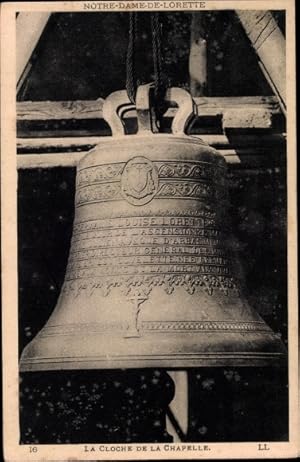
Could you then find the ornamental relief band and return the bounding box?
[62,274,239,298]
[75,159,226,206]
[75,180,223,205]
[40,321,271,338]
[76,160,225,187]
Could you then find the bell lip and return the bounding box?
[20,352,287,372]
[19,322,287,372]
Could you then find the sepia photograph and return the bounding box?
[1,0,298,460]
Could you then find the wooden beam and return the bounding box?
[17,96,281,121]
[222,108,272,129]
[16,96,285,170]
[18,99,105,121]
[17,152,288,169]
[16,152,237,169]
[17,153,84,169]
[16,146,288,169]
[17,133,286,152]
[16,12,51,86]
[236,10,286,113]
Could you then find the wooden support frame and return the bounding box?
[15,11,286,173]
[236,10,286,114]
[16,96,285,169]
[17,96,281,122]
[16,12,51,90]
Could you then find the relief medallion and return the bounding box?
[121,156,159,206]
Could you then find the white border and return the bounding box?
[1,1,298,460]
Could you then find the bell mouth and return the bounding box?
[20,334,286,372]
[20,311,287,372]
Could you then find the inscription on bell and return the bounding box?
[74,215,207,230]
[67,214,231,285]
[67,264,230,279]
[121,156,159,205]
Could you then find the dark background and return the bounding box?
[18,11,288,444]
[18,10,285,101]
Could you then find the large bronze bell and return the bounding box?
[20,85,286,371]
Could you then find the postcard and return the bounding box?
[1,0,298,460]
